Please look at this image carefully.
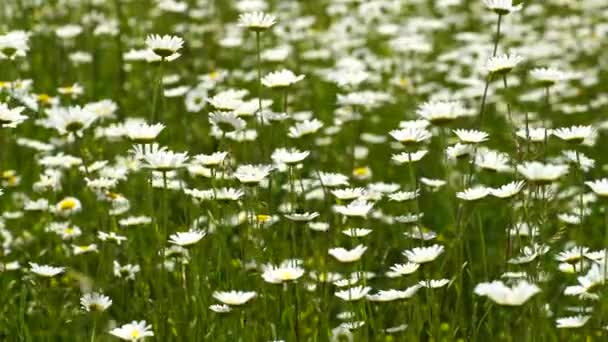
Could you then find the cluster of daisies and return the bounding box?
[1,0,608,340]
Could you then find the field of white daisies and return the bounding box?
[1,0,607,341]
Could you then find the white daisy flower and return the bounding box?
[328,245,368,263]
[109,320,154,341]
[403,244,444,264]
[474,280,540,306]
[238,12,276,31]
[212,290,256,306]
[145,34,184,58]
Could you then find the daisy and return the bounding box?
[193,152,228,167]
[119,216,153,227]
[403,245,444,264]
[418,279,450,288]
[556,316,590,329]
[73,244,98,255]
[212,290,256,306]
[420,177,447,189]
[30,262,65,277]
[457,186,492,201]
[56,24,82,39]
[517,161,568,183]
[234,164,273,184]
[474,280,540,306]
[388,190,420,202]
[168,230,206,246]
[556,246,589,264]
[288,119,324,138]
[389,127,432,145]
[366,289,408,302]
[209,112,246,133]
[491,181,525,198]
[453,129,488,144]
[391,150,428,164]
[328,245,368,263]
[145,34,184,58]
[0,103,27,127]
[474,149,511,172]
[485,53,524,75]
[404,227,437,241]
[483,0,523,15]
[262,260,305,283]
[284,212,319,222]
[395,213,424,224]
[98,231,127,245]
[113,261,141,280]
[564,264,606,297]
[342,228,372,237]
[0,30,29,59]
[125,122,165,143]
[54,197,82,216]
[332,188,366,201]
[553,125,594,144]
[271,147,310,165]
[416,100,468,125]
[585,178,608,197]
[335,286,371,301]
[447,143,474,160]
[46,106,97,136]
[318,172,349,187]
[333,200,374,217]
[24,198,49,211]
[209,304,232,313]
[214,188,244,201]
[308,222,330,232]
[238,12,277,31]
[206,89,247,111]
[516,127,552,142]
[140,149,189,172]
[109,321,154,341]
[530,67,568,86]
[387,263,420,277]
[57,83,85,98]
[262,69,305,88]
[81,292,112,312]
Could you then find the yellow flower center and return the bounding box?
[106,191,121,200]
[256,214,271,223]
[38,94,51,104]
[399,78,409,87]
[66,227,74,234]
[59,199,77,210]
[131,330,140,339]
[209,71,219,79]
[353,167,369,176]
[278,269,295,280]
[6,175,18,186]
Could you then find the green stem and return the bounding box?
[90,315,97,342]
